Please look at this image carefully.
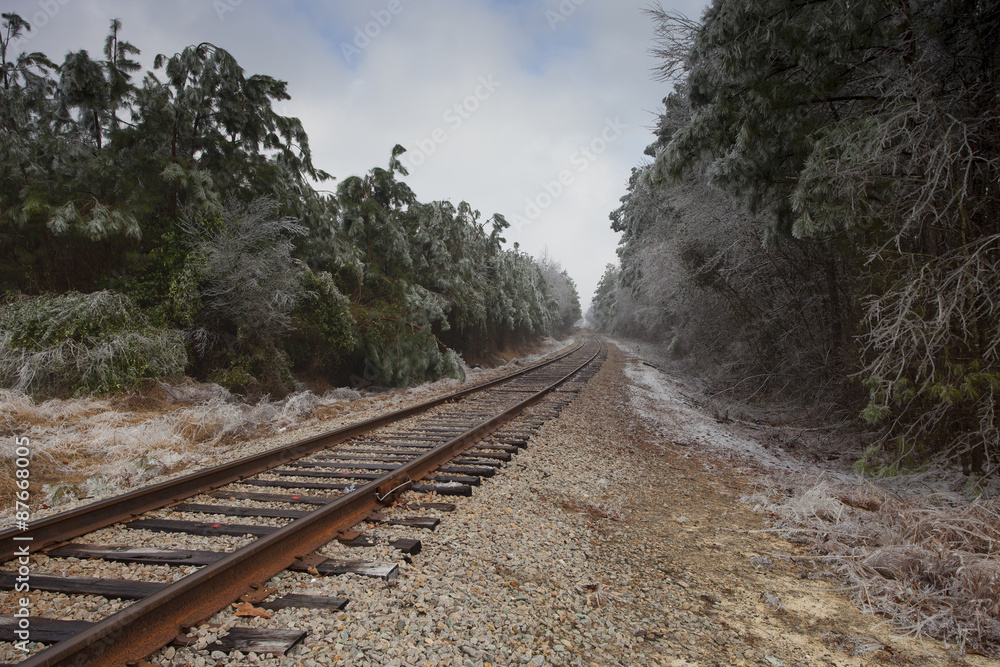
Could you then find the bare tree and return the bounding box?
[179,197,307,391]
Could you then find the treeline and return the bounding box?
[0,14,581,397]
[592,0,1000,474]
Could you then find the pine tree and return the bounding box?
[1,17,576,396]
[643,0,1000,468]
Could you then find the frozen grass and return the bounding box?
[323,387,363,402]
[0,291,187,397]
[0,337,577,519]
[618,336,1000,657]
[753,479,1000,656]
[0,381,369,518]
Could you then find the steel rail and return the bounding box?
[0,340,584,563]
[14,337,603,666]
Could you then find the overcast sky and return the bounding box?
[11,0,708,311]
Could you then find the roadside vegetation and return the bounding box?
[592,0,1000,479]
[758,478,1000,656]
[0,13,581,400]
[592,0,1000,655]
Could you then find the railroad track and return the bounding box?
[0,336,605,666]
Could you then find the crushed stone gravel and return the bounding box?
[3,337,991,666]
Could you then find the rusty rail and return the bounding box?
[9,337,603,666]
[0,340,585,562]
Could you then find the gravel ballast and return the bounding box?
[4,338,991,666]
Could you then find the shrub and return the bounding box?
[180,197,308,394]
[0,291,187,396]
[352,288,465,388]
[286,269,357,378]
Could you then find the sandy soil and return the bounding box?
[597,339,996,666]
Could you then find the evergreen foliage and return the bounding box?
[537,252,582,332]
[0,14,575,396]
[597,0,1000,472]
[0,290,186,396]
[286,268,356,378]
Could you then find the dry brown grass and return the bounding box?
[754,479,1000,656]
[0,381,367,517]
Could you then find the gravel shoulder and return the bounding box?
[5,337,993,666]
[165,338,994,666]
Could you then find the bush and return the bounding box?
[286,269,357,378]
[180,197,308,394]
[352,295,465,388]
[363,325,465,387]
[0,291,187,396]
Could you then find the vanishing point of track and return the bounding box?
[0,336,605,666]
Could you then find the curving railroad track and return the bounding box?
[0,336,605,666]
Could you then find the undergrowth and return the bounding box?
[0,339,543,517]
[750,479,1000,656]
[0,381,366,515]
[0,291,186,397]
